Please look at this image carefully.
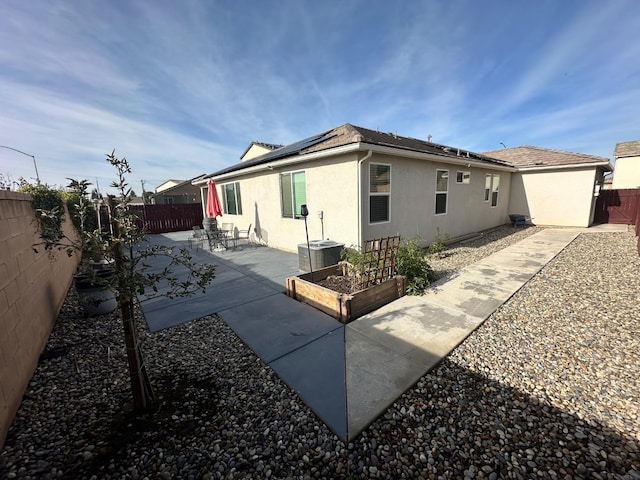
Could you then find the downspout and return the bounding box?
[357,149,373,249]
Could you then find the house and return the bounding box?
[194,124,517,253]
[240,141,283,161]
[152,175,205,205]
[612,140,640,189]
[155,179,184,193]
[483,146,612,227]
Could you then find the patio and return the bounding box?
[140,228,588,441]
[3,227,638,478]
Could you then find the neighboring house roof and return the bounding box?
[483,146,612,171]
[203,123,513,180]
[155,179,184,193]
[152,175,206,196]
[240,141,284,160]
[614,140,640,158]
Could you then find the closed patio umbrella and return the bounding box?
[206,179,223,218]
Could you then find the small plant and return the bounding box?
[339,245,364,280]
[428,228,450,255]
[396,239,435,295]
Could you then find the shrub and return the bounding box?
[19,182,67,246]
[396,239,434,295]
[428,228,450,255]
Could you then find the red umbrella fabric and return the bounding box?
[206,179,223,218]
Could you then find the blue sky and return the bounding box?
[1,0,638,193]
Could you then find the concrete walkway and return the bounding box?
[140,226,627,441]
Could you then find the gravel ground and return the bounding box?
[1,227,639,479]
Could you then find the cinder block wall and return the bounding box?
[0,190,79,447]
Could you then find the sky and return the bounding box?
[1,0,639,193]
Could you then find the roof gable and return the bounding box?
[482,146,610,169]
[240,141,283,161]
[614,140,640,158]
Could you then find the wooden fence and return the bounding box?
[129,204,203,234]
[594,188,640,256]
[594,189,640,225]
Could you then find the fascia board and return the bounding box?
[194,143,363,183]
[516,161,613,173]
[365,144,517,172]
[194,142,517,184]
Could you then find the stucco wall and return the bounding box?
[212,153,361,252]
[209,151,515,252]
[0,191,79,447]
[508,168,597,227]
[612,156,640,189]
[361,153,512,245]
[152,183,201,204]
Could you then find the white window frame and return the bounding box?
[369,162,391,224]
[491,174,500,207]
[456,170,470,184]
[435,169,449,215]
[280,170,306,219]
[221,181,242,215]
[484,174,492,202]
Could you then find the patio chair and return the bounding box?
[189,226,206,250]
[234,224,253,249]
[217,222,235,250]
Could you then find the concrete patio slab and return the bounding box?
[422,277,512,320]
[141,228,583,442]
[220,294,342,363]
[270,328,347,439]
[144,282,281,332]
[345,328,427,437]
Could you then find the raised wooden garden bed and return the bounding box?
[286,265,406,324]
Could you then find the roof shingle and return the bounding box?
[209,123,511,178]
[482,146,610,169]
[614,140,640,158]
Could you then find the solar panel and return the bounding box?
[207,131,333,178]
[264,132,327,161]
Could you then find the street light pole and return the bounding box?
[0,145,40,183]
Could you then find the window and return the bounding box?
[222,182,242,215]
[491,174,500,207]
[369,163,390,223]
[164,197,174,204]
[456,171,470,184]
[484,174,491,201]
[280,171,306,218]
[435,169,449,215]
[483,174,500,206]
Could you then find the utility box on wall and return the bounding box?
[298,240,344,272]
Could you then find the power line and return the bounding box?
[0,145,40,183]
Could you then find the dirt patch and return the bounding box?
[317,275,359,294]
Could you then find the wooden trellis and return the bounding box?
[356,236,401,290]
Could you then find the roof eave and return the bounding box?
[194,142,516,184]
[364,143,517,172]
[516,161,613,173]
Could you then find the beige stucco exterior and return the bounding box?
[361,153,512,247]
[204,153,361,253]
[200,149,514,252]
[155,180,182,193]
[242,144,278,162]
[612,155,640,189]
[152,182,201,204]
[508,167,601,227]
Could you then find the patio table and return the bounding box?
[209,229,235,250]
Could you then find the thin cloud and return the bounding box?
[1,0,638,190]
